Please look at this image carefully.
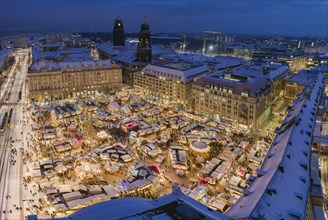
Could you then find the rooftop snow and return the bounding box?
[194,74,271,98]
[0,49,12,62]
[139,62,209,83]
[160,53,244,70]
[29,59,114,72]
[193,62,288,98]
[99,42,173,64]
[32,46,93,62]
[285,70,321,87]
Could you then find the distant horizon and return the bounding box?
[1,29,327,39]
[1,0,327,38]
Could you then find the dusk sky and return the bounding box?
[1,0,327,37]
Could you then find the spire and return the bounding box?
[144,15,147,24]
[141,15,149,31]
[137,15,152,63]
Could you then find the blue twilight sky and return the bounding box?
[0,0,327,37]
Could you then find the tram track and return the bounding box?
[0,110,12,217]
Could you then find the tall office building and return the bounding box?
[113,17,125,46]
[137,16,152,63]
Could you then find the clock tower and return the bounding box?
[113,16,125,46]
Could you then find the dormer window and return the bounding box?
[241,91,249,97]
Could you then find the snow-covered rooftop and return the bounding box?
[267,65,289,81]
[314,64,328,73]
[194,74,271,98]
[285,69,321,87]
[226,71,324,219]
[160,53,244,70]
[99,42,174,64]
[29,59,114,72]
[151,45,175,56]
[138,62,209,83]
[98,41,135,57]
[0,49,12,62]
[32,46,93,62]
[194,62,289,98]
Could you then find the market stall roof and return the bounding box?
[53,203,67,211]
[102,185,120,198]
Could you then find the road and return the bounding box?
[0,48,31,220]
[0,52,21,106]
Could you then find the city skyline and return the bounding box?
[0,1,328,220]
[1,0,327,37]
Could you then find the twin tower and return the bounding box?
[113,16,151,63]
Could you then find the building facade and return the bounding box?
[193,63,289,128]
[134,62,209,111]
[193,74,272,128]
[113,17,125,46]
[137,17,152,63]
[28,60,122,102]
[120,62,145,86]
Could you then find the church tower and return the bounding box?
[137,16,152,63]
[113,16,125,46]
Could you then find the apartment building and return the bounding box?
[134,62,209,111]
[28,60,122,102]
[193,63,289,128]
